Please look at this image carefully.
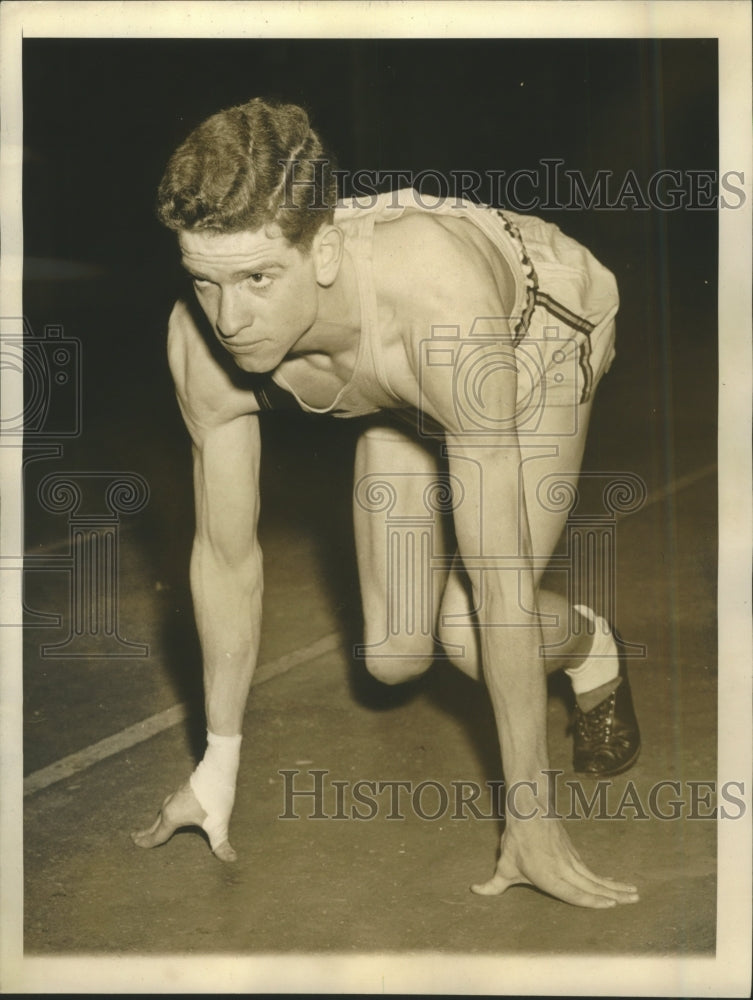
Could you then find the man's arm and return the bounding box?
[188,413,263,736]
[416,307,637,907]
[167,297,265,735]
[132,300,263,860]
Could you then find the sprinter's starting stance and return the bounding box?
[133,98,640,908]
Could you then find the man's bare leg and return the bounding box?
[353,416,606,687]
[353,420,450,683]
[437,575,597,681]
[434,396,624,732]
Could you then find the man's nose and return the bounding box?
[216,288,252,340]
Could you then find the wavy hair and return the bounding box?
[156,98,337,249]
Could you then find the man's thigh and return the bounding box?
[516,314,615,573]
[519,398,595,579]
[353,417,452,672]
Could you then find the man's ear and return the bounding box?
[312,225,343,286]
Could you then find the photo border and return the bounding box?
[1,2,750,994]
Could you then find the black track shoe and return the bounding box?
[572,662,641,777]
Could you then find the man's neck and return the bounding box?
[289,248,361,364]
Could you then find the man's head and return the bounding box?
[157,97,337,250]
[159,99,343,372]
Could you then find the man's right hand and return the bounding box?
[131,782,238,862]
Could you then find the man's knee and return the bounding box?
[362,648,434,685]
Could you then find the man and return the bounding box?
[133,97,640,908]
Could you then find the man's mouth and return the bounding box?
[225,341,262,356]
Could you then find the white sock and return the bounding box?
[565,605,619,695]
[189,731,242,850]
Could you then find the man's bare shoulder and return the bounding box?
[371,209,516,318]
[167,298,261,431]
[368,211,519,419]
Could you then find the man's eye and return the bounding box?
[247,273,272,288]
[192,277,212,289]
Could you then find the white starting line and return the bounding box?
[23,631,343,797]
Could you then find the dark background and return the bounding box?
[24,38,717,269]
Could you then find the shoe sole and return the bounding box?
[573,743,641,779]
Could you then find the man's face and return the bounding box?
[179,225,320,373]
